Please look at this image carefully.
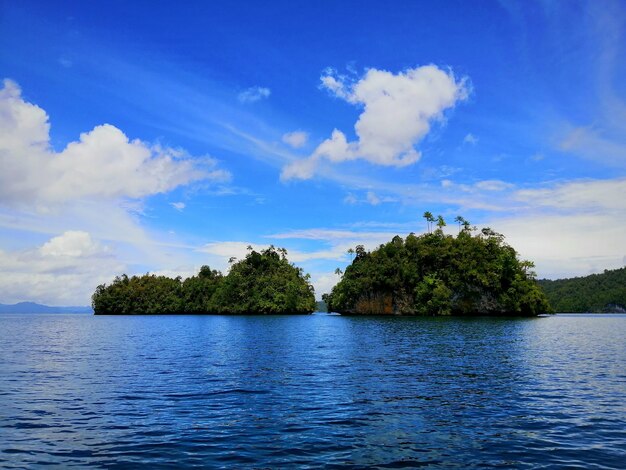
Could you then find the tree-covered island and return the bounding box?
[538,267,626,313]
[92,246,316,315]
[323,214,551,316]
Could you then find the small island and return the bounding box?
[323,214,551,316]
[92,246,316,315]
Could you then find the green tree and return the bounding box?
[326,214,551,316]
[423,211,435,234]
[93,247,316,315]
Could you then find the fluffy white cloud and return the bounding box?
[0,79,230,207]
[0,231,123,305]
[282,130,309,148]
[238,86,271,103]
[170,202,186,211]
[282,65,468,180]
[40,230,106,258]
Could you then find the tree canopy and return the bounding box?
[538,267,626,313]
[92,246,316,315]
[323,217,551,316]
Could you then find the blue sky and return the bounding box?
[1,0,625,305]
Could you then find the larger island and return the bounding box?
[324,216,550,316]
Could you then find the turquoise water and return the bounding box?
[1,313,625,468]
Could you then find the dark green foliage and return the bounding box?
[92,247,316,315]
[538,267,626,313]
[211,247,316,314]
[325,220,551,316]
[92,274,183,315]
[181,266,223,314]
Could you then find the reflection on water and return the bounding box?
[1,314,625,468]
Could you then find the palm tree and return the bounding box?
[347,247,355,261]
[423,211,435,233]
[436,215,446,231]
[454,215,465,234]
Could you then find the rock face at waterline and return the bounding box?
[324,221,551,316]
[92,247,316,315]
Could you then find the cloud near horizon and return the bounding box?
[281,65,469,180]
[0,231,123,305]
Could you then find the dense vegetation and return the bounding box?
[92,247,316,315]
[324,214,551,316]
[538,267,626,313]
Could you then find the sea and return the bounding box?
[0,313,625,468]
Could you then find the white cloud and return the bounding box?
[343,193,358,205]
[238,86,271,103]
[0,79,230,207]
[463,133,478,145]
[309,271,342,299]
[479,177,626,279]
[0,79,234,305]
[40,230,105,258]
[514,177,626,211]
[439,179,515,198]
[0,231,123,305]
[282,130,309,148]
[170,202,186,211]
[282,65,469,180]
[558,125,626,167]
[474,180,514,191]
[491,213,626,279]
[267,228,399,241]
[342,191,390,206]
[366,191,381,205]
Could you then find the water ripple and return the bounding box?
[0,313,625,468]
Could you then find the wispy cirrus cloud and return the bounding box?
[238,86,271,103]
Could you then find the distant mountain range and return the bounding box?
[0,302,93,314]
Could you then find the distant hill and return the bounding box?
[0,302,93,314]
[538,267,626,313]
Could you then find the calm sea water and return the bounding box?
[1,313,625,469]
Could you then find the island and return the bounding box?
[323,215,551,316]
[538,267,626,313]
[92,246,316,315]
